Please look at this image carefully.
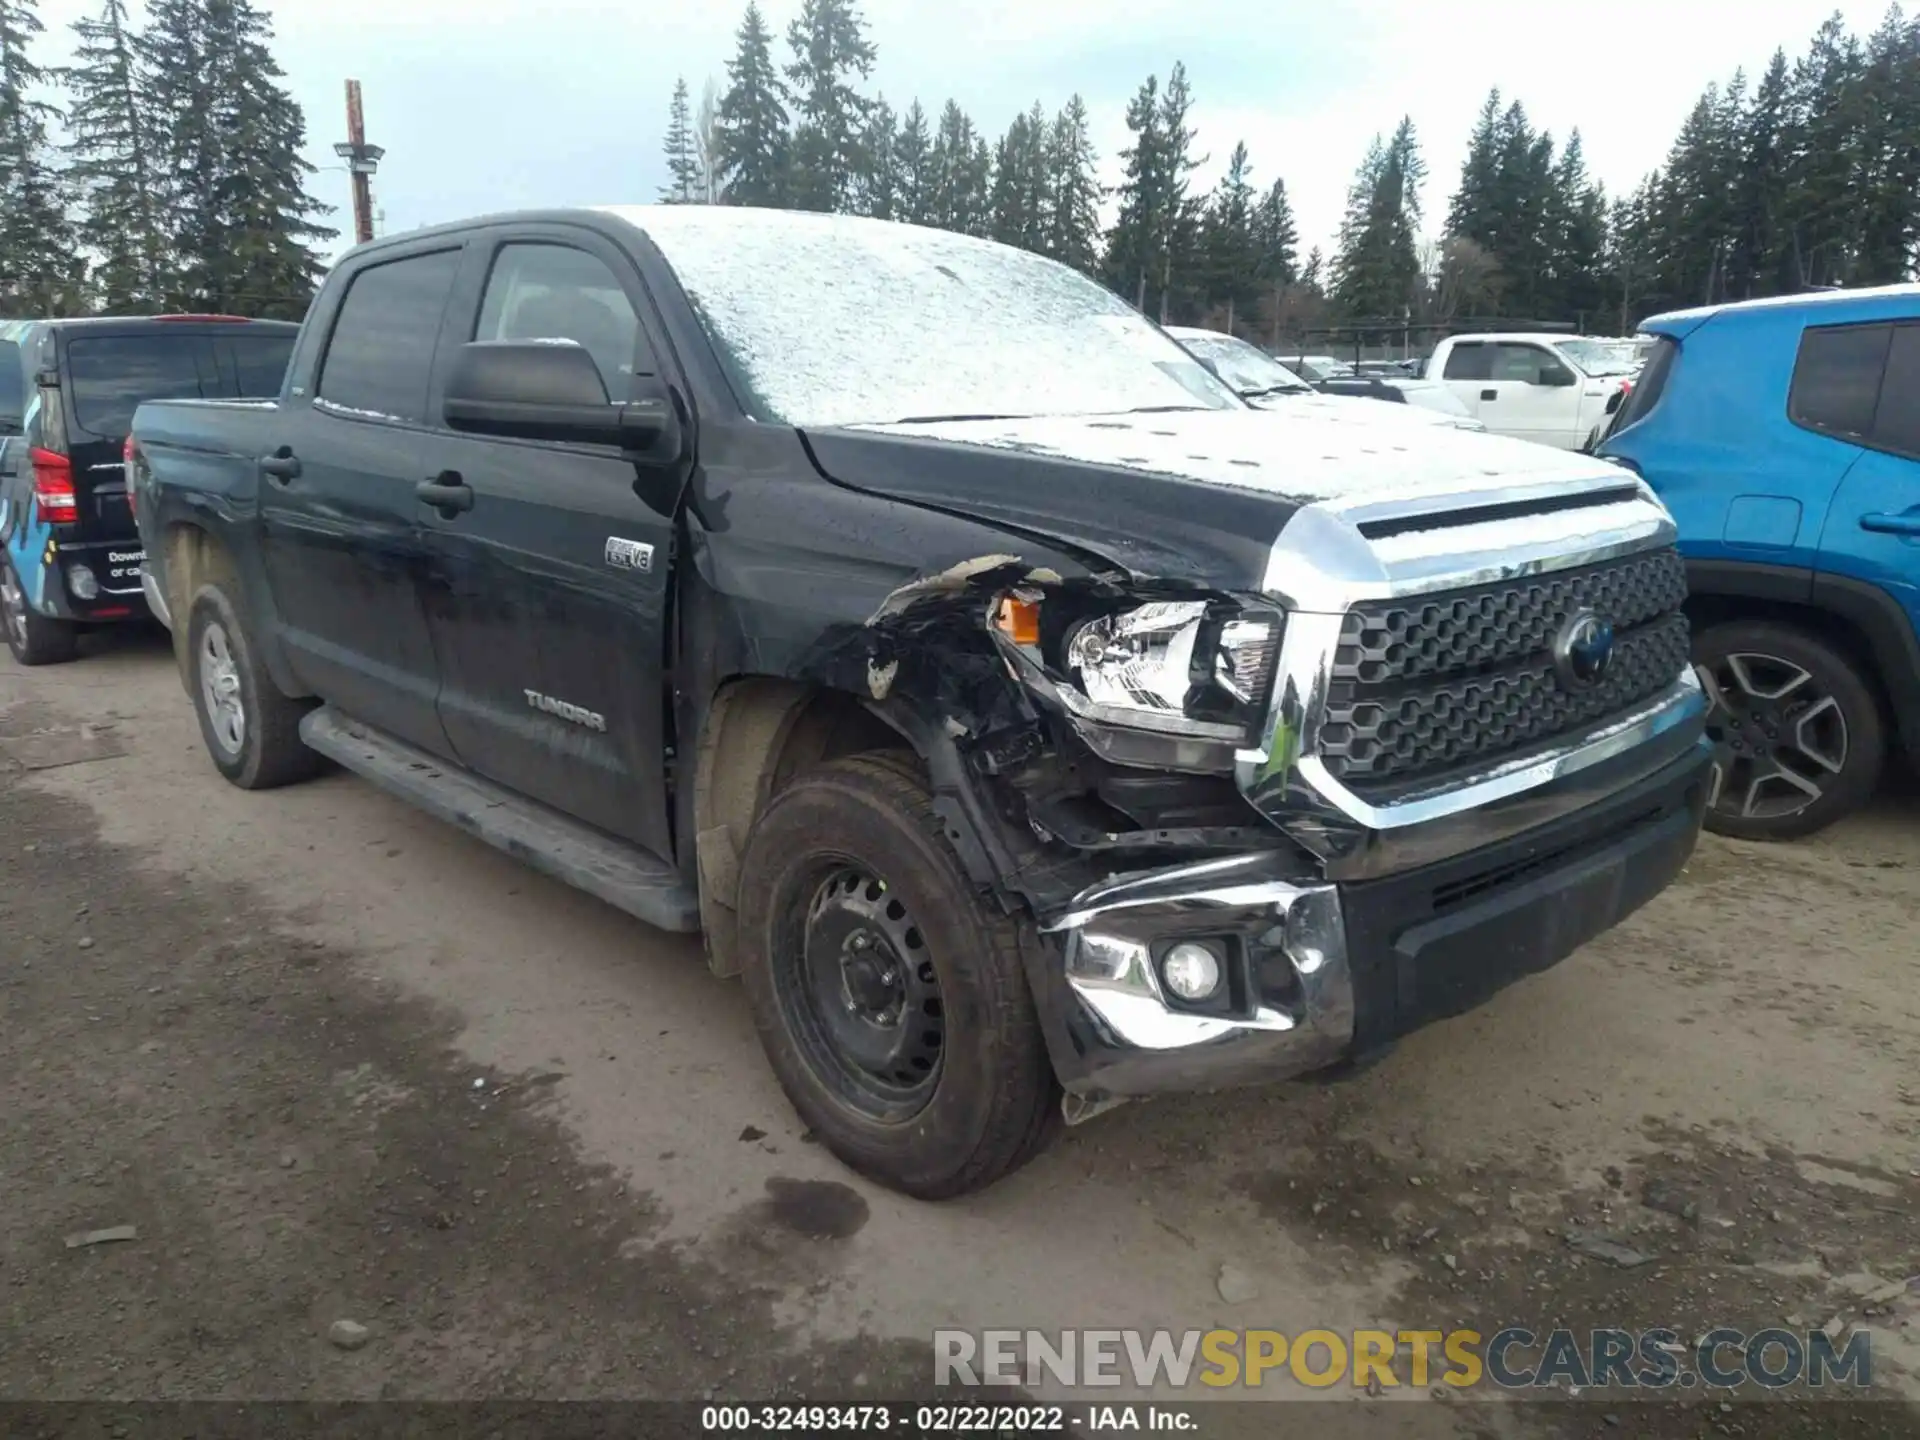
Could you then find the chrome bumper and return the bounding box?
[141,565,171,630]
[1037,853,1354,1098]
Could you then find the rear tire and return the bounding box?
[736,752,1060,1199]
[1,555,80,666]
[186,582,320,790]
[1694,620,1885,841]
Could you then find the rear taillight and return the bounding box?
[124,436,140,523]
[30,448,77,525]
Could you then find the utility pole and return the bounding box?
[334,80,385,247]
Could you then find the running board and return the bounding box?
[299,707,701,934]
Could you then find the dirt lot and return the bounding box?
[2,627,1918,1439]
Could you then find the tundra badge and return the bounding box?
[525,691,607,732]
[604,537,654,573]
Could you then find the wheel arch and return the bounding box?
[160,519,307,702]
[690,677,918,978]
[1684,559,1920,762]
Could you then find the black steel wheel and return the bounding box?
[737,752,1060,1198]
[1694,620,1885,841]
[778,863,946,1121]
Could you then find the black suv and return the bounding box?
[0,315,298,664]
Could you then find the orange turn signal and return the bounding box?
[994,595,1041,646]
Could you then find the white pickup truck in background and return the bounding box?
[1428,333,1639,450]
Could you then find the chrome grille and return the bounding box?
[1320,549,1690,790]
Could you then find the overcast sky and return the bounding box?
[32,0,1897,265]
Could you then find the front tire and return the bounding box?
[736,752,1060,1199]
[1,555,79,666]
[186,582,320,790]
[1694,620,1885,841]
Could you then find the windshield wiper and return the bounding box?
[1243,385,1306,399]
[1118,404,1214,414]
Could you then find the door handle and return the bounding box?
[1480,389,1497,401]
[1860,512,1920,537]
[417,474,474,515]
[260,449,301,482]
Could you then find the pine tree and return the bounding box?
[713,3,789,207]
[856,94,898,219]
[1546,130,1606,324]
[1779,15,1869,287]
[1200,140,1257,330]
[1446,89,1503,242]
[1301,246,1325,293]
[893,100,931,224]
[1102,74,1164,310]
[987,105,1047,252]
[1044,94,1101,274]
[661,76,705,203]
[783,0,875,212]
[60,0,164,312]
[0,0,84,313]
[1856,7,1920,283]
[1251,177,1299,342]
[1331,119,1423,319]
[1154,62,1205,321]
[927,99,987,234]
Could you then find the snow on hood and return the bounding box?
[850,406,1618,512]
[1246,389,1471,430]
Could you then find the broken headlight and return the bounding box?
[997,594,1282,748]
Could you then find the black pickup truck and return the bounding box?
[130,207,1713,1197]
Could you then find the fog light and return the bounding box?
[68,564,99,600]
[1161,942,1223,1001]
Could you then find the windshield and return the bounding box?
[1555,339,1638,377]
[617,207,1241,427]
[1174,332,1310,395]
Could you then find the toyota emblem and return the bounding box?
[1553,611,1616,690]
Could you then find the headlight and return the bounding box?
[996,593,1283,748]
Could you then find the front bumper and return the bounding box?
[1033,737,1711,1099]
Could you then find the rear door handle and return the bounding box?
[1480,389,1497,401]
[417,474,474,515]
[1861,512,1920,537]
[260,449,301,482]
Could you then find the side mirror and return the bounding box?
[1539,365,1577,388]
[1604,389,1625,415]
[443,341,679,455]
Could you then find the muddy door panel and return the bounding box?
[416,431,674,858]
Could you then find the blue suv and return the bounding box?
[1600,284,1920,841]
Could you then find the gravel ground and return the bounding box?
[2,628,1917,1440]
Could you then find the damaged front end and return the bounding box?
[823,552,1351,1108]
[806,469,1711,1113]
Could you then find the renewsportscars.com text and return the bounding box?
[934,1326,1874,1391]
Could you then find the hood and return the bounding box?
[802,407,1625,593]
[1246,389,1478,430]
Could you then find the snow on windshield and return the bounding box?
[1177,333,1308,395]
[605,206,1239,427]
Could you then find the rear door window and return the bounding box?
[1867,323,1920,460]
[65,333,218,437]
[1442,343,1491,381]
[221,334,297,398]
[1788,322,1891,441]
[317,249,462,423]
